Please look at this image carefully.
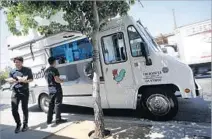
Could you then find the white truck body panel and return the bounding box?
[175,20,211,65]
[167,35,177,45]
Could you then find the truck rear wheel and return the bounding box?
[141,88,178,121]
[39,94,49,113]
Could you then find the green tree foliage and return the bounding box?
[0,69,10,86]
[0,1,134,37]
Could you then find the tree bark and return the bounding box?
[92,1,105,138]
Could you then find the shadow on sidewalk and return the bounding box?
[0,124,74,139]
[44,134,75,139]
[44,135,74,139]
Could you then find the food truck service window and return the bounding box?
[50,38,92,65]
[101,32,127,64]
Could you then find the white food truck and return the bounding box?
[7,16,202,121]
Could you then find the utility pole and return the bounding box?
[138,0,144,8]
[0,9,2,70]
[172,9,177,29]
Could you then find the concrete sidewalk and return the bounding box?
[45,120,211,139]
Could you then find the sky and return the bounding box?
[128,0,212,36]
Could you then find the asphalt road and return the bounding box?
[196,78,211,101]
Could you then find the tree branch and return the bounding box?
[93,1,99,31]
[80,0,86,5]
[99,17,110,27]
[68,0,72,6]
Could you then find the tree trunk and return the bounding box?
[92,1,105,138]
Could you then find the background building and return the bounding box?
[155,33,175,45]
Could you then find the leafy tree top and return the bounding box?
[0,1,135,37]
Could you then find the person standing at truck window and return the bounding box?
[8,57,33,133]
[45,57,67,125]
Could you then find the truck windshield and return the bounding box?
[136,21,162,52]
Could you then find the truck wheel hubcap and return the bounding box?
[146,94,171,116]
[41,96,49,111]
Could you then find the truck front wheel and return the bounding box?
[141,88,178,121]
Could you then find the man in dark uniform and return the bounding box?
[8,57,33,133]
[45,57,67,125]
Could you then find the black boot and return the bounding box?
[22,124,29,132]
[56,119,67,125]
[47,120,52,125]
[15,124,21,134]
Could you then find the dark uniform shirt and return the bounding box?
[45,67,62,94]
[9,67,33,94]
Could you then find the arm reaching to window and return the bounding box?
[54,76,64,83]
[53,68,63,83]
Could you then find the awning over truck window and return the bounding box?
[8,31,83,59]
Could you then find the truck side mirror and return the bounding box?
[162,47,168,53]
[140,42,152,66]
[84,61,93,80]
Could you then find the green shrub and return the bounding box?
[0,70,10,86]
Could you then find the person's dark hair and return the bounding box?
[48,57,56,65]
[13,56,24,63]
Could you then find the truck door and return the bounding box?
[99,29,136,109]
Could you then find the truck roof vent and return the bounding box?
[63,35,75,38]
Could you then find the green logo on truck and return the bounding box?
[112,69,126,83]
